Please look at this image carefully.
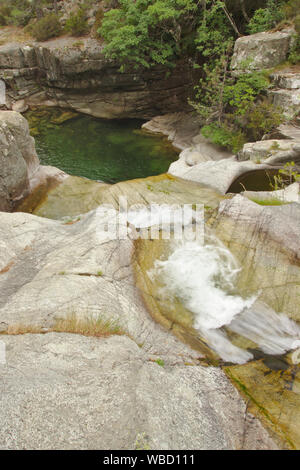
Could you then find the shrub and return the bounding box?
[289,34,300,63]
[0,14,6,26]
[8,7,31,26]
[244,100,284,141]
[201,123,247,154]
[288,14,300,64]
[270,161,300,190]
[283,0,300,19]
[65,8,89,36]
[0,5,11,25]
[31,13,62,41]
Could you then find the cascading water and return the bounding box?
[151,236,300,364]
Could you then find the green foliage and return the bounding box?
[247,0,284,34]
[99,0,199,69]
[65,7,89,37]
[199,96,283,153]
[154,358,165,367]
[196,1,233,65]
[283,0,300,18]
[0,0,61,27]
[31,13,62,41]
[188,2,284,153]
[0,0,32,26]
[190,1,236,125]
[288,14,300,63]
[223,71,270,115]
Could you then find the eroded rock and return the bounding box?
[0,333,277,450]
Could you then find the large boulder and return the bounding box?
[0,333,276,450]
[0,38,193,119]
[231,30,294,73]
[0,111,39,211]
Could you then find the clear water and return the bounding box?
[34,115,178,183]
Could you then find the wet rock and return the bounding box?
[212,195,300,321]
[11,99,28,113]
[24,173,222,220]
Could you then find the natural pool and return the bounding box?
[30,111,178,183]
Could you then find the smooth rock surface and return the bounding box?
[0,209,199,364]
[168,157,268,194]
[0,333,277,450]
[231,30,294,73]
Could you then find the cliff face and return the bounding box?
[0,37,194,119]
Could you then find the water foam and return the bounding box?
[152,237,300,364]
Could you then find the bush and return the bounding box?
[200,98,283,153]
[31,14,62,41]
[0,14,6,26]
[65,8,89,36]
[289,33,300,63]
[7,7,31,26]
[224,71,270,115]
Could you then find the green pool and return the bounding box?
[33,113,178,183]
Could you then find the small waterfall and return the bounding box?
[152,236,300,364]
